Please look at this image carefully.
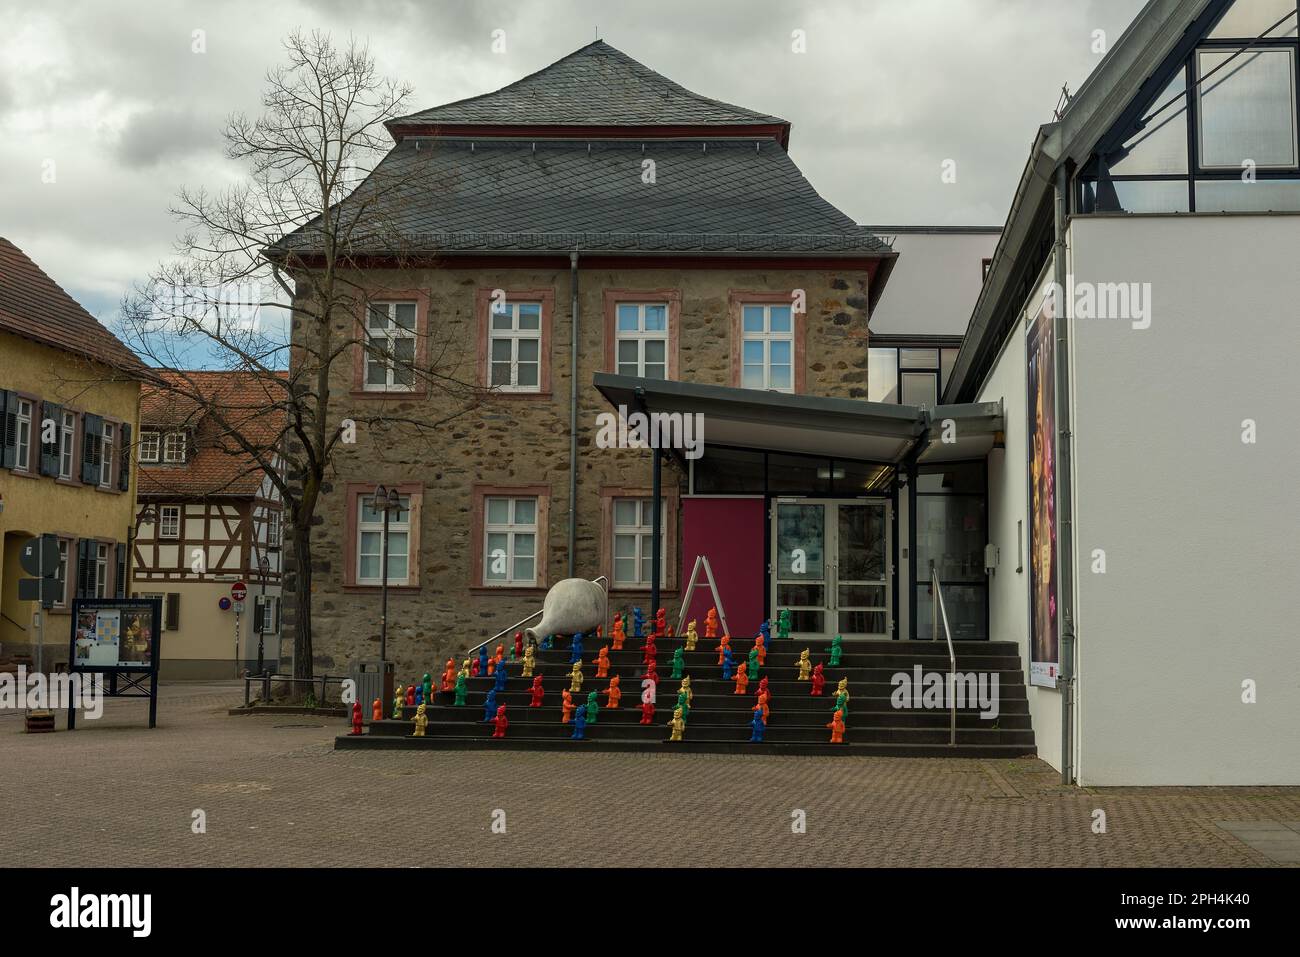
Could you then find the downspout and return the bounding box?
[568,251,580,578]
[1052,165,1078,786]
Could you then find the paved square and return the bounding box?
[2,682,1297,868]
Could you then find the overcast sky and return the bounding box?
[0,0,1146,332]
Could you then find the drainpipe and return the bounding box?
[1052,165,1078,786]
[568,251,580,578]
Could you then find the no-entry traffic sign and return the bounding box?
[231,581,248,602]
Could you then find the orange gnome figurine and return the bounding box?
[611,614,627,650]
[733,661,749,695]
[604,675,622,709]
[561,689,576,724]
[756,690,771,724]
[715,633,731,666]
[441,658,456,693]
[593,646,611,679]
[704,607,719,639]
[827,708,846,744]
[754,634,767,666]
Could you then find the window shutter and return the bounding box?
[76,539,92,598]
[0,391,16,470]
[271,596,280,634]
[118,422,132,491]
[115,543,127,597]
[166,593,180,631]
[252,596,264,633]
[81,413,103,483]
[39,401,62,476]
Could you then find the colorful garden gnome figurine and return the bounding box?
[675,688,691,721]
[513,631,524,661]
[667,706,686,742]
[453,674,468,707]
[482,688,499,723]
[392,686,405,719]
[529,675,545,708]
[540,634,553,651]
[810,663,826,697]
[642,634,657,666]
[569,661,584,694]
[639,698,656,725]
[828,634,843,667]
[733,661,749,695]
[585,691,600,725]
[654,608,668,639]
[756,691,771,725]
[571,704,588,740]
[749,707,766,743]
[835,677,850,702]
[491,705,509,739]
[477,646,488,676]
[704,607,719,639]
[423,673,433,703]
[371,698,383,721]
[832,690,849,720]
[827,708,846,744]
[631,607,645,639]
[604,676,622,709]
[777,609,792,640]
[715,633,731,665]
[679,676,694,709]
[414,684,424,707]
[412,702,428,737]
[593,646,610,679]
[494,662,509,694]
[796,649,812,680]
[460,657,472,679]
[755,675,770,701]
[442,659,457,693]
[754,634,767,666]
[350,702,363,735]
[561,689,575,724]
[721,646,735,681]
[684,619,699,651]
[521,645,536,679]
[405,684,416,706]
[641,661,659,688]
[611,613,626,650]
[670,646,685,680]
[746,645,760,681]
[759,619,772,646]
[570,632,584,665]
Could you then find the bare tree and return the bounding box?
[120,31,481,684]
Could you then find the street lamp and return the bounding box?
[371,484,402,663]
[256,554,270,675]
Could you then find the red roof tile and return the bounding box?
[0,237,147,373]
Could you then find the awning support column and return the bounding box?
[650,448,662,616]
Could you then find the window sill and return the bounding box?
[348,388,428,400]
[341,583,422,593]
[6,468,38,480]
[483,390,553,401]
[469,585,549,596]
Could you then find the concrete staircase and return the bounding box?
[335,633,1035,758]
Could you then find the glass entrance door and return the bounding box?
[773,499,891,640]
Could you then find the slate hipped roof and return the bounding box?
[388,40,788,134]
[278,41,890,262]
[0,237,146,374]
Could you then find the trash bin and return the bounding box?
[350,658,393,723]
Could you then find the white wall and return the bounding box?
[869,229,1001,336]
[1068,214,1300,786]
[976,266,1063,771]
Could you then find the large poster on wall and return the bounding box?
[1026,290,1059,688]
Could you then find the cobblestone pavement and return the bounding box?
[2,682,1297,868]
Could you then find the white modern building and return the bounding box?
[945,0,1300,785]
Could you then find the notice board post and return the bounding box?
[67,596,162,730]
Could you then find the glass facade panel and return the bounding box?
[1208,0,1299,39]
[692,447,764,494]
[1198,49,1298,169]
[1108,74,1190,176]
[868,348,898,403]
[1196,178,1300,210]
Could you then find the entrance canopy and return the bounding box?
[593,373,1003,465]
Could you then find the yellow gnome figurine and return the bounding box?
[684,620,699,651]
[678,676,694,708]
[797,648,812,680]
[569,661,584,693]
[835,677,850,702]
[412,702,428,737]
[521,645,536,678]
[460,658,472,679]
[667,706,686,742]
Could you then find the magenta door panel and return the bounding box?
[679,497,766,637]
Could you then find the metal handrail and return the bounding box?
[930,565,958,746]
[467,576,610,656]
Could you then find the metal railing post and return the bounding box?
[931,567,957,747]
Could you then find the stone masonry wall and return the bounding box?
[284,264,872,679]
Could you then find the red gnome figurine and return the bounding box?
[405,684,416,706]
[492,705,509,738]
[642,634,657,666]
[639,698,656,725]
[513,631,524,660]
[715,633,731,665]
[810,663,826,697]
[529,675,545,707]
[654,608,667,638]
[350,702,364,735]
[704,607,719,639]
[642,661,659,688]
[827,708,846,744]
